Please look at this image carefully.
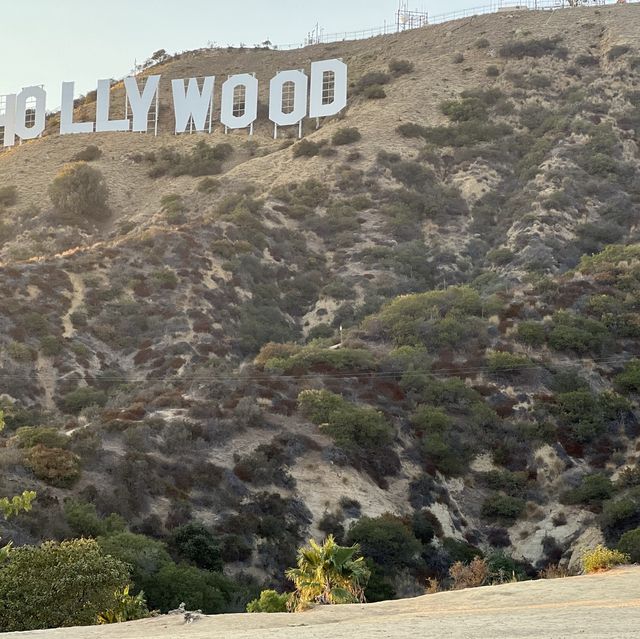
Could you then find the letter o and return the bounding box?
[221,74,258,130]
[269,70,308,127]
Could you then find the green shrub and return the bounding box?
[397,122,428,139]
[25,445,80,487]
[419,121,513,147]
[452,52,464,64]
[548,311,609,354]
[298,390,393,452]
[15,426,67,449]
[409,401,486,477]
[39,335,63,357]
[280,178,329,209]
[143,562,237,614]
[486,65,500,77]
[64,499,126,538]
[292,139,321,158]
[347,514,421,573]
[0,185,18,207]
[608,45,630,61]
[97,532,173,610]
[389,59,414,76]
[7,341,35,362]
[254,342,301,367]
[617,528,640,563]
[487,351,533,375]
[499,37,567,60]
[151,267,178,289]
[61,387,108,414]
[364,85,387,100]
[71,145,102,162]
[357,71,391,91]
[298,389,348,423]
[486,550,528,583]
[23,311,50,337]
[197,177,219,193]
[0,538,130,632]
[160,193,184,214]
[238,303,296,355]
[372,286,483,346]
[169,522,223,572]
[307,324,335,341]
[442,537,484,564]
[441,98,487,122]
[332,127,361,146]
[575,54,599,67]
[246,589,289,613]
[554,391,630,444]
[600,496,638,535]
[481,494,526,524]
[615,360,640,394]
[478,470,528,496]
[487,247,513,266]
[265,346,375,374]
[475,38,490,49]
[49,162,109,222]
[561,474,614,506]
[516,322,546,347]
[410,406,452,434]
[146,142,232,178]
[582,545,628,573]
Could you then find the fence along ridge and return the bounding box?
[269,0,639,50]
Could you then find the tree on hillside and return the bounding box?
[286,535,370,610]
[48,162,109,223]
[0,538,131,632]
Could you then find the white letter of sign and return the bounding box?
[269,70,308,127]
[96,79,130,132]
[172,77,215,133]
[0,94,17,147]
[124,75,160,132]
[309,59,348,118]
[15,86,46,141]
[60,82,94,135]
[220,74,258,130]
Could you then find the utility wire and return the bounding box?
[0,354,634,384]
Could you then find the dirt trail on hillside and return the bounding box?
[62,272,85,338]
[6,567,640,639]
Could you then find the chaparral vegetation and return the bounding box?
[1,2,640,632]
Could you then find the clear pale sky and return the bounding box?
[0,0,481,99]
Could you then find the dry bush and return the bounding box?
[425,577,441,594]
[537,563,572,579]
[449,557,489,590]
[48,162,109,223]
[25,445,80,487]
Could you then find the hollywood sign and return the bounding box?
[0,59,348,148]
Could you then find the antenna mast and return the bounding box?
[396,1,428,32]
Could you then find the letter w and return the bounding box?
[171,77,215,133]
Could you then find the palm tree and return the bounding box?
[286,535,370,610]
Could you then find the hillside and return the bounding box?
[5,566,640,639]
[1,2,640,616]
